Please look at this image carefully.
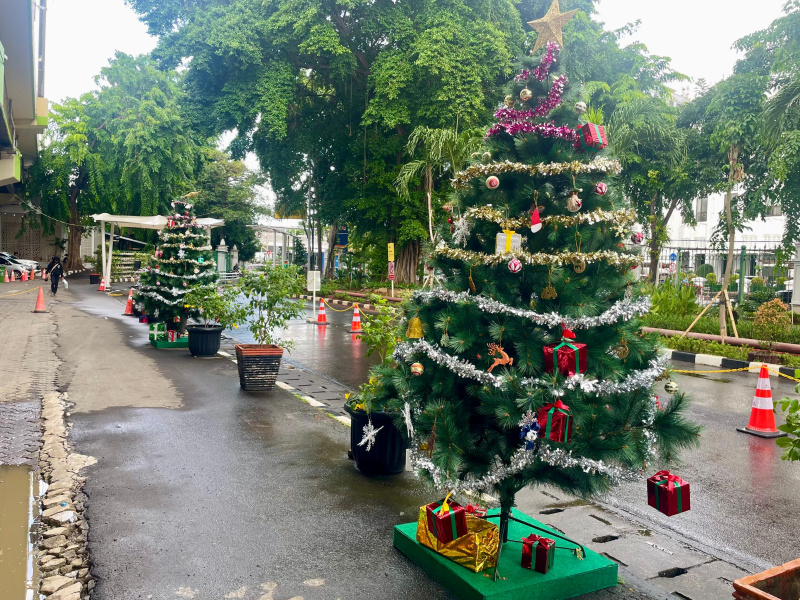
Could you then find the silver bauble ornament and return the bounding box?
[664,381,678,394]
[575,101,587,114]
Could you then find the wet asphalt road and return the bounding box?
[231,303,800,572]
[226,302,378,390]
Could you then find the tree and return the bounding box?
[609,97,717,283]
[26,53,199,271]
[361,37,700,553]
[136,197,218,328]
[292,237,308,267]
[193,149,266,261]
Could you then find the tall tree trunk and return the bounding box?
[719,145,741,340]
[324,222,338,279]
[647,192,659,284]
[395,241,420,284]
[316,219,323,277]
[426,166,435,243]
[65,187,82,272]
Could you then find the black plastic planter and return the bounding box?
[345,405,407,475]
[89,273,100,284]
[187,325,223,357]
[235,344,283,391]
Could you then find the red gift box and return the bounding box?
[465,503,487,518]
[425,498,468,543]
[167,330,181,342]
[543,327,587,377]
[537,400,573,443]
[577,122,608,151]
[521,534,555,573]
[139,315,149,323]
[647,470,690,517]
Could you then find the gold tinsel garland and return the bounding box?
[434,245,639,268]
[463,206,636,236]
[451,158,622,190]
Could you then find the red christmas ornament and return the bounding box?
[508,258,523,273]
[594,182,608,196]
[486,176,500,189]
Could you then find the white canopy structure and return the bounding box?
[91,213,225,289]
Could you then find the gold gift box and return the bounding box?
[415,506,499,573]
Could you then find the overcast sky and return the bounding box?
[46,0,790,106]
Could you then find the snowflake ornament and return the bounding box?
[452,216,471,247]
[402,402,414,438]
[357,419,384,452]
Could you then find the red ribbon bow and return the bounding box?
[523,534,554,550]
[542,399,570,412]
[651,470,683,491]
[465,503,487,517]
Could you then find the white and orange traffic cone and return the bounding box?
[3,269,8,283]
[737,365,787,438]
[21,269,28,282]
[98,277,106,291]
[350,303,363,333]
[10,270,16,282]
[30,268,35,280]
[316,298,328,325]
[32,287,47,313]
[122,288,135,316]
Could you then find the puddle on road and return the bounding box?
[680,372,733,383]
[0,465,40,600]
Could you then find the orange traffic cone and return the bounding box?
[10,270,15,282]
[21,269,28,282]
[3,269,8,283]
[98,277,106,291]
[350,303,363,333]
[737,365,787,438]
[122,288,135,315]
[30,268,35,280]
[32,287,47,313]
[316,298,328,325]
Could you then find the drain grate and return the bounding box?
[658,567,688,578]
[591,535,620,543]
[539,508,564,515]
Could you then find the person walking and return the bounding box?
[45,256,64,296]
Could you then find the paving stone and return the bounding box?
[40,574,74,594]
[665,559,750,600]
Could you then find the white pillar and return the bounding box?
[230,244,239,269]
[792,244,800,314]
[100,220,106,279]
[273,230,278,266]
[216,239,228,274]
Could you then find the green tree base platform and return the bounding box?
[150,338,189,349]
[393,508,617,600]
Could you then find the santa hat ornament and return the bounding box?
[530,207,542,233]
[561,324,576,340]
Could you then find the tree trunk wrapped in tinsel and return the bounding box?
[362,39,701,560]
[135,197,218,328]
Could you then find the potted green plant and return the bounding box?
[748,298,791,365]
[235,265,305,391]
[344,295,408,475]
[183,286,244,357]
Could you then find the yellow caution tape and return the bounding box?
[672,365,800,384]
[323,299,356,312]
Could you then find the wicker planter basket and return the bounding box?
[733,558,800,600]
[235,344,283,391]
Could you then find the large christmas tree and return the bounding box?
[136,196,218,326]
[366,4,700,547]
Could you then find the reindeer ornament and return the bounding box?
[487,343,513,373]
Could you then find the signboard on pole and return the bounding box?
[669,253,677,262]
[335,226,349,248]
[388,261,395,281]
[307,270,321,292]
[388,243,395,262]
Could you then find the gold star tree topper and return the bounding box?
[527,0,579,53]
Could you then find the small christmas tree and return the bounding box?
[363,8,701,557]
[136,197,218,326]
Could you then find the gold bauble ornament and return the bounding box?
[411,362,425,376]
[406,317,424,339]
[520,88,533,102]
[616,337,629,360]
[664,381,679,394]
[504,95,515,108]
[573,260,586,274]
[527,0,579,53]
[482,151,492,163]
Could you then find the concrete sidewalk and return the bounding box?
[1,277,756,600]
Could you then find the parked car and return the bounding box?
[0,256,37,277]
[0,252,41,271]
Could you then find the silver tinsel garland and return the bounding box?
[136,282,217,306]
[395,339,667,395]
[412,289,651,329]
[151,269,217,281]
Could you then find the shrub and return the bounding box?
[753,298,791,351]
[697,264,714,278]
[775,393,800,461]
[661,335,751,360]
[777,276,788,288]
[750,276,765,288]
[705,272,717,284]
[649,281,699,318]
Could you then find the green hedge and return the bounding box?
[662,336,751,360]
[643,313,800,344]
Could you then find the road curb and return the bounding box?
[664,348,800,379]
[298,294,380,313]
